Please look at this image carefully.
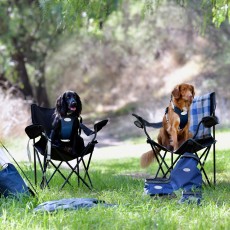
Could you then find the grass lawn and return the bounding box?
[0,145,230,230]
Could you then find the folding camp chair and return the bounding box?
[25,104,108,190]
[133,92,219,186]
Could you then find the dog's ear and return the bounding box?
[172,85,181,99]
[190,84,195,98]
[56,93,67,117]
[74,92,82,116]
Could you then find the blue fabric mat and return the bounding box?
[34,198,117,212]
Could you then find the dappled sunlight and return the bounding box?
[216,132,230,150]
[0,90,30,140]
[158,55,204,96]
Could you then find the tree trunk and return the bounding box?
[35,63,50,107]
[11,50,34,99]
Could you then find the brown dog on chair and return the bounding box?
[140,83,195,168]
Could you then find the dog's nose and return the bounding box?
[71,101,77,107]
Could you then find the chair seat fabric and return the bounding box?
[34,135,93,161]
[174,136,215,155]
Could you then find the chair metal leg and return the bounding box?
[213,112,216,186]
[46,148,94,190]
[193,146,212,186]
[213,142,216,185]
[162,154,181,177]
[82,155,93,187]
[40,159,49,189]
[33,139,37,186]
[148,141,170,178]
[60,160,92,190]
[154,151,167,178]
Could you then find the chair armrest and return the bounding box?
[201,116,219,128]
[80,123,95,136]
[25,124,44,139]
[94,119,108,133]
[80,119,108,137]
[192,116,219,139]
[132,113,162,129]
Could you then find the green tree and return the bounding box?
[1,0,229,106]
[0,0,121,106]
[40,0,230,30]
[0,0,64,106]
[40,0,120,30]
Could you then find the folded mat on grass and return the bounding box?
[34,198,116,212]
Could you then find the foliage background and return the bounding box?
[0,0,230,140]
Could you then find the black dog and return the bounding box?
[50,90,84,155]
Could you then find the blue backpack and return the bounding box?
[0,144,36,198]
[0,163,30,198]
[144,153,202,204]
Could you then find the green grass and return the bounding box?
[0,149,230,230]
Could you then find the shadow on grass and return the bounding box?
[18,152,230,200]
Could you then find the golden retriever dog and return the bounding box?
[140,83,195,168]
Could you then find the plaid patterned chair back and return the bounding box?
[189,92,216,139]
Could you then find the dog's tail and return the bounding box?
[140,149,157,168]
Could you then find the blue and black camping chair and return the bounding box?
[133,92,219,186]
[25,104,108,190]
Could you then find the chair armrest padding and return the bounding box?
[25,124,44,139]
[94,119,108,133]
[80,123,95,136]
[132,113,162,128]
[202,116,219,128]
